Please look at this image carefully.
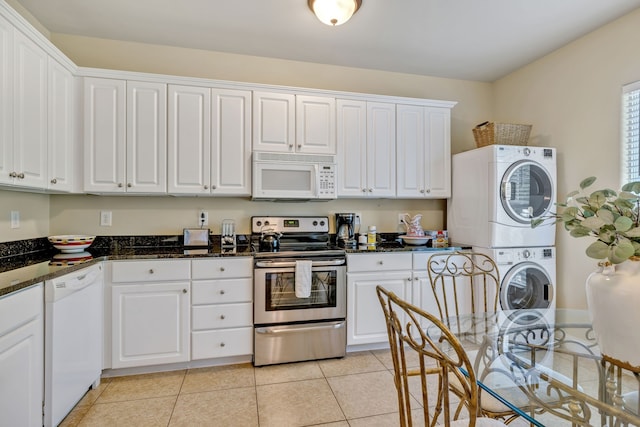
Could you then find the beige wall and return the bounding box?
[39,33,493,238]
[0,190,50,242]
[493,9,640,309]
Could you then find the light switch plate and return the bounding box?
[10,211,19,229]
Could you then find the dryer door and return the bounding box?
[500,160,554,224]
[500,261,553,312]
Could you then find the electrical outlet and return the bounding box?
[10,211,19,229]
[199,210,209,226]
[100,211,112,226]
[398,213,408,224]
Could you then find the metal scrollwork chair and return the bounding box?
[426,251,527,424]
[376,285,508,427]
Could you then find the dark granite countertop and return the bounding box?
[0,234,466,298]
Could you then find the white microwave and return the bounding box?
[252,152,337,200]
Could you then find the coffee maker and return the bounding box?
[335,213,358,247]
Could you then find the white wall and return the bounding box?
[493,8,640,309]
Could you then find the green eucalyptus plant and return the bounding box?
[532,176,640,264]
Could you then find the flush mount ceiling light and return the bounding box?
[308,0,362,26]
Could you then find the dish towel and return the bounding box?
[295,260,313,298]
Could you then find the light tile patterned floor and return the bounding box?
[58,348,622,426]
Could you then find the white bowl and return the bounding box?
[400,235,430,246]
[48,235,96,253]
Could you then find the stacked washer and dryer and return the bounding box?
[447,145,557,326]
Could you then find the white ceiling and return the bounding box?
[13,0,640,82]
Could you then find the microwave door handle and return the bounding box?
[314,164,320,198]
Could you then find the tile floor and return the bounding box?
[58,348,612,427]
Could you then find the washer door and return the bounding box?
[500,160,554,224]
[500,261,553,313]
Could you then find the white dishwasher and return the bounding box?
[44,263,103,427]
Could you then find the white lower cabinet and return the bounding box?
[346,251,450,347]
[0,284,43,427]
[110,260,191,369]
[191,257,253,360]
[346,253,412,346]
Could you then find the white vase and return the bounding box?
[586,259,640,368]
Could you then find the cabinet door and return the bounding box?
[13,30,48,189]
[84,77,126,192]
[167,84,211,194]
[396,104,425,198]
[0,285,43,427]
[424,107,451,198]
[296,95,336,154]
[126,81,167,193]
[347,271,412,346]
[112,282,190,368]
[211,88,251,196]
[411,272,440,327]
[0,15,12,186]
[47,58,74,192]
[366,102,396,198]
[252,91,295,152]
[336,99,367,197]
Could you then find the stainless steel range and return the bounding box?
[251,216,347,366]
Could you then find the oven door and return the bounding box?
[254,259,346,324]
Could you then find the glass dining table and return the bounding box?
[433,308,640,427]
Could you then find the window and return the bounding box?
[622,81,640,183]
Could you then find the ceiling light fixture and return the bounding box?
[308,0,362,26]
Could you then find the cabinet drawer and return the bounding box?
[192,303,253,330]
[192,257,253,280]
[111,260,191,283]
[192,278,252,304]
[412,251,455,271]
[347,253,412,273]
[191,327,253,360]
[0,284,42,337]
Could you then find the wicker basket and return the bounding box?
[472,122,532,147]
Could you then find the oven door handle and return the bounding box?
[255,321,345,335]
[254,259,345,268]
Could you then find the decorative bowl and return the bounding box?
[48,235,96,253]
[400,235,430,246]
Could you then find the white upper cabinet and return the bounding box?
[396,104,451,198]
[10,30,48,189]
[210,88,252,196]
[47,57,74,192]
[84,78,166,193]
[337,100,395,198]
[0,14,13,187]
[252,91,295,152]
[84,77,126,192]
[295,95,336,154]
[167,84,211,195]
[126,81,167,193]
[253,91,336,154]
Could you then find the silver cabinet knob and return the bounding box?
[368,188,373,192]
[117,183,123,188]
[297,144,301,149]
[149,269,154,274]
[211,185,217,190]
[9,171,17,178]
[362,188,366,192]
[289,144,294,148]
[127,183,132,188]
[183,289,187,294]
[50,178,57,184]
[220,314,225,320]
[426,189,431,194]
[378,260,384,265]
[220,342,226,347]
[220,267,225,272]
[420,189,425,194]
[17,173,24,179]
[220,290,225,295]
[204,185,208,190]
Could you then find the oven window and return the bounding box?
[265,269,337,311]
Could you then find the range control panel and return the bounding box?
[251,216,329,234]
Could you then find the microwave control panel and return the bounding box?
[318,164,336,198]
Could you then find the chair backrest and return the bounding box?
[376,285,481,427]
[427,251,500,325]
